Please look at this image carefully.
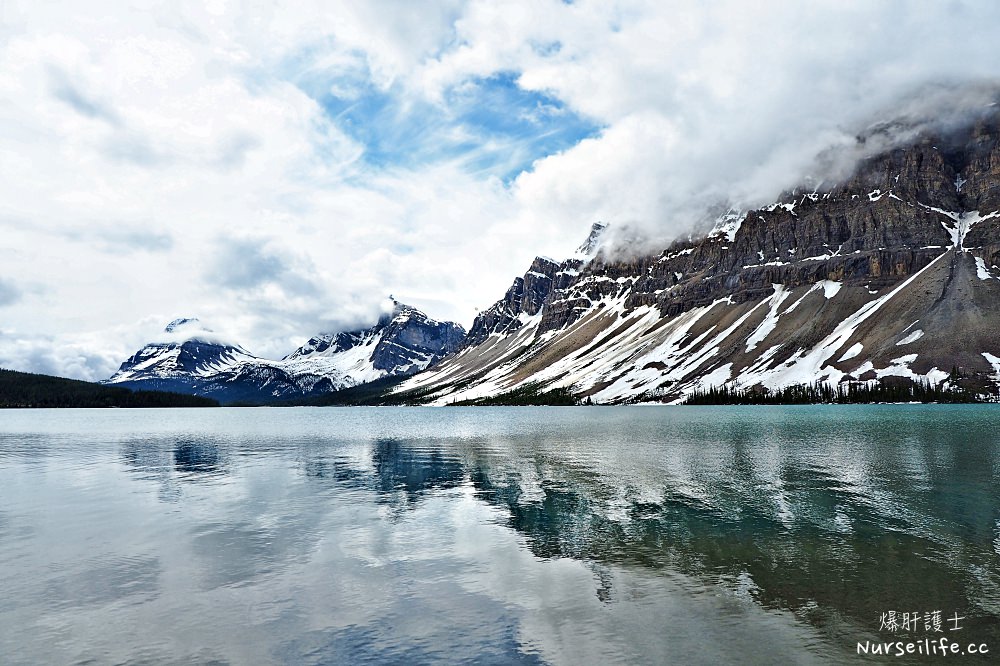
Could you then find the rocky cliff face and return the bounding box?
[464,222,606,346]
[464,256,566,346]
[106,305,465,403]
[394,112,1000,404]
[283,301,466,382]
[370,305,466,373]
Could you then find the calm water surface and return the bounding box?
[1,406,999,664]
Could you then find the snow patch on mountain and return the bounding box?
[838,343,863,362]
[920,206,1000,250]
[896,329,924,345]
[735,251,949,391]
[745,285,790,352]
[975,257,995,280]
[983,353,1000,382]
[708,209,745,243]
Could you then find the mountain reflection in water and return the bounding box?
[0,405,998,664]
[290,409,1000,656]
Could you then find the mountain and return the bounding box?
[391,111,1000,404]
[105,306,465,404]
[279,303,465,390]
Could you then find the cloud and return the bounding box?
[3,1,1000,379]
[60,226,175,254]
[413,0,1000,245]
[0,330,121,380]
[0,279,22,307]
[155,318,245,349]
[211,238,306,291]
[48,67,121,125]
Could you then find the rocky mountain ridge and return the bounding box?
[392,111,1000,404]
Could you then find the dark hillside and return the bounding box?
[0,368,220,408]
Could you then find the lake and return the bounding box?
[1,406,998,664]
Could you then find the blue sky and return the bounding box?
[299,67,600,181]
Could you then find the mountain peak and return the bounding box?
[274,302,466,383]
[164,317,200,333]
[374,300,423,329]
[575,221,608,257]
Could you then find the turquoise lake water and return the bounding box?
[1,405,998,664]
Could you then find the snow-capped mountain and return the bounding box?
[106,305,465,403]
[391,110,1000,404]
[279,303,465,390]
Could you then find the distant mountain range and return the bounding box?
[104,303,464,404]
[102,105,1000,405]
